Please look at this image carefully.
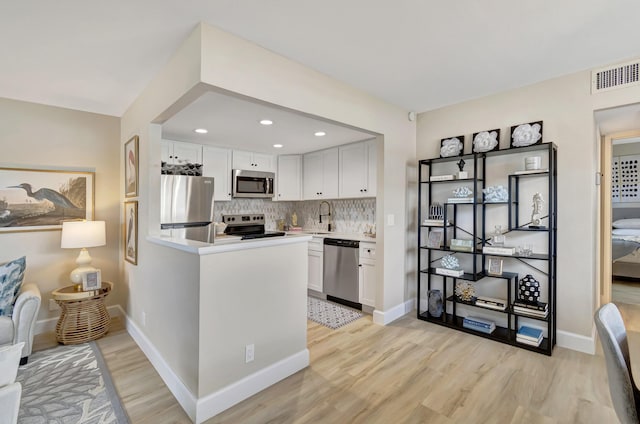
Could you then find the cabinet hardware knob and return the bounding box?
[359,264,362,267]
[364,189,367,192]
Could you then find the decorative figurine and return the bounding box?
[530,193,545,228]
[441,254,460,270]
[452,186,473,198]
[482,185,508,203]
[428,203,444,220]
[518,274,541,303]
[455,282,476,302]
[428,289,443,317]
[456,159,468,179]
[492,225,505,246]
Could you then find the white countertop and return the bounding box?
[286,231,377,243]
[147,233,312,255]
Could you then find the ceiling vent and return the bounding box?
[592,59,640,94]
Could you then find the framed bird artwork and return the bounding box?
[124,200,138,265]
[0,167,94,232]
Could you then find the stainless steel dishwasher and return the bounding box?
[323,238,361,309]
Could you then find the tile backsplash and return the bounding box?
[214,198,376,234]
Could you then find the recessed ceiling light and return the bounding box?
[194,128,208,134]
[260,119,273,126]
[273,144,283,149]
[314,131,326,137]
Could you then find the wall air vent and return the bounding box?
[592,59,640,93]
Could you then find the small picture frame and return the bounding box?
[82,269,102,291]
[487,257,503,276]
[472,129,500,153]
[427,230,443,248]
[440,136,464,158]
[510,121,543,148]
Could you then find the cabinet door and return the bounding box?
[321,147,339,199]
[160,140,172,163]
[366,139,377,196]
[172,142,202,165]
[202,146,232,201]
[339,142,367,198]
[277,155,301,201]
[253,152,275,172]
[308,249,323,292]
[359,258,376,307]
[232,150,253,169]
[303,151,324,199]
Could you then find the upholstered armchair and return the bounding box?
[0,284,41,365]
[0,342,24,424]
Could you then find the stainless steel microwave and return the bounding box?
[232,169,275,198]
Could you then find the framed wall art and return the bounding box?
[124,135,139,198]
[440,136,464,158]
[124,200,138,265]
[0,167,94,233]
[510,121,543,148]
[472,129,500,153]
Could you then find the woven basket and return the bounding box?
[55,292,110,345]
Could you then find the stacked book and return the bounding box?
[482,246,516,255]
[447,197,475,204]
[513,300,548,319]
[462,316,495,334]
[516,326,543,347]
[475,296,507,311]
[430,174,455,181]
[422,219,450,226]
[435,267,464,277]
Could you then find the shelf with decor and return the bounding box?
[417,140,556,356]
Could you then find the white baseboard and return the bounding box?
[372,298,415,325]
[557,328,596,355]
[123,312,198,421]
[195,349,309,424]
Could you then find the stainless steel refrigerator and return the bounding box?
[160,175,215,243]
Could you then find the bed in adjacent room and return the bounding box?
[612,208,640,280]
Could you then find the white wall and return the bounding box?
[0,97,120,320]
[417,69,640,349]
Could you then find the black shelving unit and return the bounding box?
[417,142,557,356]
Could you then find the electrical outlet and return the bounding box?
[141,311,146,327]
[245,344,255,363]
[49,299,60,312]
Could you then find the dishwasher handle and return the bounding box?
[323,238,359,248]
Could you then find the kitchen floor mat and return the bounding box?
[307,296,363,329]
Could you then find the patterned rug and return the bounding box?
[16,341,129,423]
[307,296,363,329]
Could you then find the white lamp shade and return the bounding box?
[61,221,106,248]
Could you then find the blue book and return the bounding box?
[464,316,495,328]
[463,319,492,329]
[463,322,495,334]
[517,325,543,340]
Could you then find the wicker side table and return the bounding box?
[52,281,113,345]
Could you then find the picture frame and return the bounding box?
[440,136,464,158]
[510,121,543,148]
[124,135,139,198]
[472,129,500,153]
[426,230,443,248]
[124,200,138,265]
[487,257,503,276]
[82,269,102,291]
[0,167,94,233]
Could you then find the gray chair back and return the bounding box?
[595,303,640,424]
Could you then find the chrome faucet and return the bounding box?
[319,201,332,230]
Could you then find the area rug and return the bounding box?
[16,341,130,424]
[307,296,363,329]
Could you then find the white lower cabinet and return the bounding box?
[359,242,376,307]
[308,238,323,292]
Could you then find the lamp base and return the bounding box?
[70,248,96,289]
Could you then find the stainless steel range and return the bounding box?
[222,214,286,240]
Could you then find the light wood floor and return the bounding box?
[34,313,622,424]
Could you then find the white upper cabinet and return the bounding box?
[339,139,376,198]
[276,155,302,201]
[161,140,203,165]
[303,147,338,200]
[232,150,275,172]
[202,146,233,201]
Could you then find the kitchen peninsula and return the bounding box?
[145,233,311,422]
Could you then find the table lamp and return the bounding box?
[61,220,106,287]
